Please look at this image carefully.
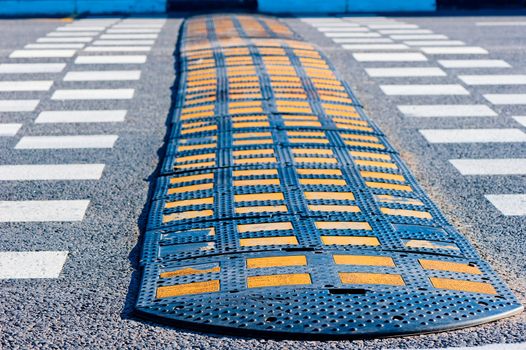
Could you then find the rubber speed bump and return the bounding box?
[135,14,523,339]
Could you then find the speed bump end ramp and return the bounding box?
[135,14,523,339]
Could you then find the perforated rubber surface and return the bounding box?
[135,14,523,339]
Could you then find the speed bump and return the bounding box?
[135,14,523,339]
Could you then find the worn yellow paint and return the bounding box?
[322,236,380,246]
[163,210,213,222]
[299,178,346,186]
[233,149,273,156]
[350,151,392,160]
[340,272,405,286]
[294,157,337,164]
[334,255,395,267]
[430,278,496,295]
[247,256,307,269]
[309,205,360,213]
[404,240,460,251]
[420,260,481,275]
[234,179,280,186]
[366,182,412,192]
[156,280,220,298]
[233,169,278,177]
[316,221,372,231]
[168,183,213,194]
[305,191,354,201]
[233,122,270,128]
[176,161,215,170]
[381,208,432,219]
[356,160,398,169]
[234,157,277,165]
[292,148,333,155]
[247,273,311,288]
[165,197,213,208]
[375,195,424,206]
[160,266,220,279]
[297,168,342,176]
[238,221,293,233]
[234,192,284,202]
[360,171,405,182]
[170,173,213,184]
[240,236,298,246]
[178,143,216,151]
[235,205,288,214]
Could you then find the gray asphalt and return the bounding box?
[0,12,524,350]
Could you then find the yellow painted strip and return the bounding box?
[234,139,273,146]
[178,143,216,151]
[340,272,405,286]
[240,236,298,246]
[233,169,278,176]
[247,256,307,269]
[234,132,272,139]
[234,192,284,202]
[345,141,385,149]
[356,160,397,169]
[360,171,405,182]
[309,205,360,213]
[233,121,270,128]
[163,210,213,222]
[381,208,432,219]
[299,178,346,186]
[156,280,220,298]
[176,161,215,170]
[235,205,288,214]
[288,131,325,137]
[234,157,277,165]
[292,148,333,155]
[334,255,395,267]
[294,157,337,164]
[366,182,412,192]
[165,197,213,208]
[289,138,329,144]
[176,153,215,163]
[305,191,354,200]
[234,179,280,186]
[170,173,213,184]
[247,273,311,288]
[350,151,392,160]
[160,266,220,279]
[430,277,497,295]
[316,221,372,230]
[321,236,379,246]
[181,125,217,135]
[238,221,293,233]
[376,195,424,206]
[233,149,273,156]
[404,239,460,251]
[297,168,342,176]
[420,259,481,275]
[167,183,213,194]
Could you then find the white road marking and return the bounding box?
[112,25,164,29]
[0,123,22,136]
[99,34,159,39]
[485,195,526,216]
[365,67,446,77]
[381,84,469,95]
[0,63,65,73]
[398,105,497,117]
[16,135,118,149]
[459,75,526,85]
[0,200,89,222]
[391,34,448,40]
[484,94,526,105]
[36,110,127,123]
[57,26,106,31]
[0,251,68,279]
[476,21,526,26]
[438,59,511,68]
[0,164,105,181]
[37,37,93,43]
[84,46,151,52]
[47,32,99,37]
[75,55,147,64]
[318,26,364,31]
[52,89,134,100]
[450,158,526,175]
[368,24,419,29]
[353,53,427,62]
[331,33,381,38]
[106,29,161,33]
[92,40,155,45]
[25,43,85,49]
[0,81,53,91]
[10,50,76,58]
[64,70,141,81]
[379,29,433,34]
[0,100,39,112]
[404,40,465,46]
[325,30,371,37]
[419,128,526,143]
[342,44,409,50]
[333,38,393,43]
[421,47,488,54]
[513,116,526,127]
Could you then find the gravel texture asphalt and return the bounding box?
[0,12,524,349]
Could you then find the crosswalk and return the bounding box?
[302,16,526,217]
[0,17,165,280]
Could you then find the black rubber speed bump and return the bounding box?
[135,14,523,339]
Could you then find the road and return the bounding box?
[0,12,524,349]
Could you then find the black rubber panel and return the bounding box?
[135,14,523,339]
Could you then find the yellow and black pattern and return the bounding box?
[136,14,522,339]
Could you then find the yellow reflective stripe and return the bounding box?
[247,255,306,269]
[299,178,346,186]
[404,239,460,250]
[233,169,278,176]
[356,160,397,169]
[165,197,213,208]
[305,191,354,201]
[239,236,298,246]
[233,179,280,186]
[234,157,277,165]
[321,236,379,246]
[292,148,333,155]
[233,149,273,156]
[334,255,395,267]
[360,171,405,182]
[238,221,293,233]
[316,221,372,230]
[234,192,284,202]
[294,157,337,164]
[247,273,311,288]
[309,205,360,213]
[167,183,213,194]
[420,259,481,275]
[297,168,342,176]
[381,208,432,219]
[170,173,213,184]
[156,280,220,298]
[430,277,497,295]
[160,266,220,278]
[339,272,405,286]
[235,205,288,214]
[350,151,391,160]
[375,195,424,206]
[163,210,213,222]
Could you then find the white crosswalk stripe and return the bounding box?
[404,40,465,46]
[0,81,53,91]
[0,200,90,222]
[513,116,526,127]
[450,158,526,175]
[353,52,427,62]
[419,129,526,143]
[75,55,147,64]
[485,195,526,216]
[64,70,141,81]
[398,105,497,117]
[0,99,39,112]
[0,251,68,279]
[25,43,85,49]
[381,84,469,96]
[438,60,511,68]
[484,94,526,105]
[52,89,134,100]
[16,135,119,149]
[459,75,526,85]
[391,34,448,40]
[92,40,155,45]
[100,34,159,39]
[379,29,433,34]
[36,110,127,123]
[0,123,22,136]
[421,47,488,54]
[0,63,65,73]
[0,164,105,181]
[365,67,446,77]
[10,49,76,58]
[84,46,151,52]
[37,37,93,43]
[342,44,409,50]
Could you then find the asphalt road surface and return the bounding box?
[0,11,524,350]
